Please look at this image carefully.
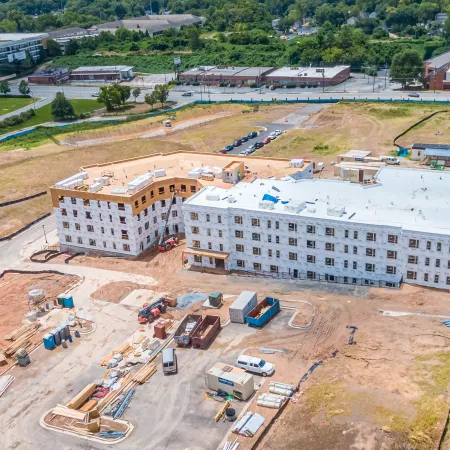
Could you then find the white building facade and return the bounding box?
[0,33,47,63]
[182,168,450,290]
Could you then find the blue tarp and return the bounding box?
[262,194,279,203]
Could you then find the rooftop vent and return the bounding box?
[227,195,237,203]
[259,200,275,210]
[284,202,306,213]
[206,193,220,201]
[327,206,346,217]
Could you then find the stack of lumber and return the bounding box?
[4,324,40,358]
[101,352,114,367]
[5,323,39,341]
[132,364,156,384]
[53,405,87,421]
[98,372,134,412]
[114,342,133,357]
[79,399,98,412]
[0,375,14,397]
[66,383,97,410]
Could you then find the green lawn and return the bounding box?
[0,97,36,115]
[6,99,104,132]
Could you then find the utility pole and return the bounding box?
[259,68,261,95]
[384,63,388,89]
[372,70,376,92]
[42,224,48,244]
[322,72,325,93]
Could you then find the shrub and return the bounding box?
[286,83,296,88]
[312,83,319,88]
[229,83,236,87]
[300,83,306,88]
[219,82,227,87]
[249,83,257,88]
[192,81,200,86]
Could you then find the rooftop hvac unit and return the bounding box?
[327,205,346,217]
[206,192,220,201]
[227,195,237,203]
[153,168,166,178]
[284,202,305,213]
[188,170,201,179]
[56,172,89,188]
[289,159,304,168]
[89,182,102,193]
[307,206,316,213]
[259,200,275,210]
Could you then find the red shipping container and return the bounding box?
[154,320,167,339]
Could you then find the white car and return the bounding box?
[236,354,275,377]
[269,132,277,139]
[239,150,249,156]
[91,92,100,97]
[274,129,282,136]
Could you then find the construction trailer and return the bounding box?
[205,362,255,400]
[229,291,258,324]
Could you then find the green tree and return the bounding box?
[443,17,450,41]
[132,87,141,102]
[153,84,170,107]
[115,85,131,105]
[46,39,62,57]
[51,92,75,120]
[65,39,79,56]
[115,4,127,19]
[18,80,30,95]
[0,80,10,95]
[189,28,201,51]
[390,49,424,89]
[98,86,121,111]
[144,91,157,110]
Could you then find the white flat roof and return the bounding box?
[342,150,372,158]
[0,33,47,42]
[267,66,349,79]
[185,167,450,234]
[72,66,133,72]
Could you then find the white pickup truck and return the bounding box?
[380,156,400,165]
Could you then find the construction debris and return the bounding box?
[223,438,240,450]
[0,375,14,397]
[66,383,97,410]
[257,392,286,409]
[131,364,156,384]
[112,389,135,419]
[346,325,358,344]
[4,323,40,357]
[231,412,265,437]
[99,430,127,439]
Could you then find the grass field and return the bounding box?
[0,97,36,115]
[4,99,104,133]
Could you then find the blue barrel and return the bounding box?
[43,333,55,350]
[51,328,61,346]
[63,296,74,308]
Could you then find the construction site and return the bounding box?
[3,102,450,450]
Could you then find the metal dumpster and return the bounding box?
[191,315,221,349]
[245,297,280,327]
[174,314,202,346]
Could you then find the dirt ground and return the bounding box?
[0,272,80,350]
[90,280,153,303]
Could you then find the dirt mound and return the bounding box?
[90,281,153,303]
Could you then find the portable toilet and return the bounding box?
[43,333,56,350]
[63,296,74,308]
[57,294,65,306]
[51,328,61,346]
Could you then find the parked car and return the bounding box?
[225,145,234,152]
[255,142,264,149]
[248,131,258,139]
[233,139,242,147]
[269,132,277,139]
[274,129,282,136]
[239,150,249,156]
[269,85,276,90]
[263,137,272,144]
[241,136,249,142]
[246,144,256,152]
[91,92,100,97]
[218,149,228,154]
[182,92,193,97]
[408,93,420,98]
[236,354,275,377]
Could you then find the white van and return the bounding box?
[236,354,275,377]
[162,348,177,375]
[380,156,400,165]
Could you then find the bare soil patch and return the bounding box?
[90,280,153,303]
[0,272,80,350]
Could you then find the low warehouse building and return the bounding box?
[28,68,69,84]
[423,148,450,166]
[70,65,134,82]
[179,66,276,86]
[265,65,350,87]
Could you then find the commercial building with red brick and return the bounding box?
[28,68,69,84]
[424,51,450,90]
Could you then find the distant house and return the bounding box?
[368,12,378,19]
[47,27,95,54]
[347,17,357,25]
[297,26,319,36]
[436,12,448,24]
[272,19,280,28]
